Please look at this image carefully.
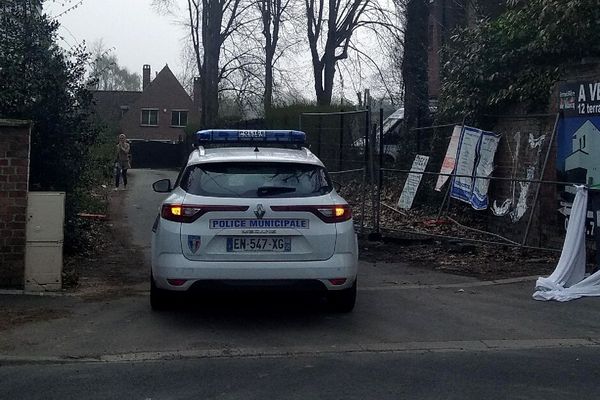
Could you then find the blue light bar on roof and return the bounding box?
[195,129,306,145]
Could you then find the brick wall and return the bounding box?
[485,113,558,248]
[0,119,31,288]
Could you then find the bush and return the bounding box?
[439,0,600,124]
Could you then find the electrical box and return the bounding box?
[25,192,65,292]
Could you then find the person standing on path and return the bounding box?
[115,133,131,190]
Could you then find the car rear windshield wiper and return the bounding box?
[257,186,297,196]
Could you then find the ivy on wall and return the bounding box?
[438,0,600,124]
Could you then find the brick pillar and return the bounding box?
[0,119,31,288]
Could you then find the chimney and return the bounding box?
[193,77,202,113]
[143,65,151,90]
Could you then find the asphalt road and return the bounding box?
[1,169,600,399]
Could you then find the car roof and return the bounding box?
[187,146,325,167]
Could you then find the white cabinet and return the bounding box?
[25,192,65,291]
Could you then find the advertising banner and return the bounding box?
[450,127,481,203]
[435,125,462,191]
[557,80,600,237]
[397,154,430,210]
[450,126,500,210]
[472,132,501,210]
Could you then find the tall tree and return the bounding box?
[305,0,398,106]
[257,0,291,114]
[155,0,249,128]
[400,0,429,138]
[90,41,141,91]
[0,0,96,192]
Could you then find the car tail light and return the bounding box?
[167,279,188,286]
[328,278,347,285]
[161,204,248,223]
[270,204,352,223]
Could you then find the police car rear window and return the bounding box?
[181,162,332,198]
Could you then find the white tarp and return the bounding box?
[397,154,430,210]
[533,186,599,301]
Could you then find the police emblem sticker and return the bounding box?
[188,235,202,254]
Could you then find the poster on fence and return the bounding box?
[450,127,481,203]
[557,79,600,237]
[472,132,501,210]
[435,125,462,191]
[450,126,499,210]
[397,154,429,210]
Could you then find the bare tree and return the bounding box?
[400,0,429,133]
[257,0,292,114]
[305,0,400,106]
[154,0,250,128]
[89,40,140,91]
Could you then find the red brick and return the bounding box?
[6,237,25,246]
[7,206,26,215]
[15,166,28,175]
[8,191,26,198]
[7,222,25,230]
[11,245,25,254]
[0,159,8,166]
[14,183,27,191]
[9,174,26,183]
[11,229,25,239]
[13,214,25,222]
[1,166,15,175]
[9,159,28,167]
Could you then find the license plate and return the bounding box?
[226,237,291,252]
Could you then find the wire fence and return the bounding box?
[303,108,599,257]
[300,109,369,172]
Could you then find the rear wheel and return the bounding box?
[150,277,172,311]
[328,280,357,313]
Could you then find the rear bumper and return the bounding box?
[152,252,357,291]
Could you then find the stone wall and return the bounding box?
[486,114,559,248]
[0,119,31,288]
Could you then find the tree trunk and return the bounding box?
[401,0,430,158]
[200,0,224,128]
[264,49,274,115]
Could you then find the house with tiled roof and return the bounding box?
[92,64,200,142]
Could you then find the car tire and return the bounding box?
[150,276,171,311]
[328,280,357,313]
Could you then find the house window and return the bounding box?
[171,110,188,127]
[141,109,159,126]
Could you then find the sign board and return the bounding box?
[557,80,600,237]
[450,126,500,210]
[559,81,600,117]
[435,125,462,191]
[472,132,500,210]
[397,154,430,210]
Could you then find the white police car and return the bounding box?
[151,130,359,311]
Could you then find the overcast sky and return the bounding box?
[43,0,397,104]
[44,0,187,79]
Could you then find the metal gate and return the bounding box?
[129,140,188,169]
